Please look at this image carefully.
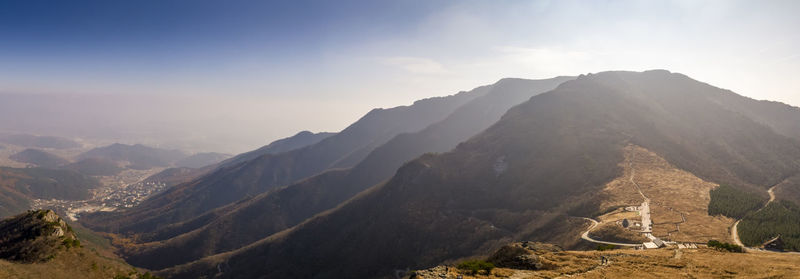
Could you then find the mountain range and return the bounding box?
[81,83,498,234]
[113,76,574,269]
[148,70,800,278]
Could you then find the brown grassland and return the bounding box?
[599,145,734,243]
[415,247,800,279]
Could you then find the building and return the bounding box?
[643,242,659,249]
[642,237,666,249]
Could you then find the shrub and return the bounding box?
[707,240,743,253]
[457,260,495,274]
[62,238,81,248]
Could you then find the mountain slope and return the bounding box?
[118,76,573,269]
[0,210,78,263]
[0,167,101,202]
[219,131,335,168]
[9,149,70,168]
[0,210,143,279]
[82,86,492,234]
[161,70,800,279]
[62,157,124,176]
[174,152,231,169]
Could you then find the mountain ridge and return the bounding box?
[158,70,800,278]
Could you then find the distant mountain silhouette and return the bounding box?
[82,85,491,234]
[118,76,574,269]
[138,131,333,189]
[0,167,101,217]
[77,143,187,170]
[9,149,70,168]
[160,70,800,279]
[62,157,124,176]
[175,152,231,169]
[219,131,335,168]
[0,134,81,150]
[142,167,213,187]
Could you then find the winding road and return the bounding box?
[580,217,642,247]
[578,155,646,248]
[731,183,778,249]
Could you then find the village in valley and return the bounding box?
[30,169,168,221]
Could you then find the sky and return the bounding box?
[1,0,799,153]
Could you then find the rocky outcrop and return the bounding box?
[488,242,563,270]
[0,210,79,263]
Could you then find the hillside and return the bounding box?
[114,77,573,270]
[0,210,153,279]
[219,130,335,168]
[0,209,79,263]
[174,152,231,169]
[81,85,492,234]
[9,149,70,168]
[77,143,187,170]
[0,166,101,217]
[410,242,800,279]
[62,157,124,176]
[142,167,213,188]
[159,70,800,278]
[0,167,100,202]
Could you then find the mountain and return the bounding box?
[77,143,187,170]
[0,177,30,218]
[219,131,335,168]
[139,131,333,189]
[62,157,124,176]
[9,149,70,168]
[142,167,214,187]
[0,134,81,150]
[117,76,574,270]
[175,152,231,169]
[0,210,148,279]
[160,70,800,279]
[82,85,492,234]
[0,167,101,202]
[0,166,100,217]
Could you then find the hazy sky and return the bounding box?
[1,0,799,152]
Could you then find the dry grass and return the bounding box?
[599,145,734,243]
[589,223,649,243]
[0,247,136,279]
[417,248,800,279]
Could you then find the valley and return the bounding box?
[30,168,168,221]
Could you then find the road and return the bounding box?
[730,183,780,250]
[628,155,653,233]
[578,155,648,248]
[579,217,642,247]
